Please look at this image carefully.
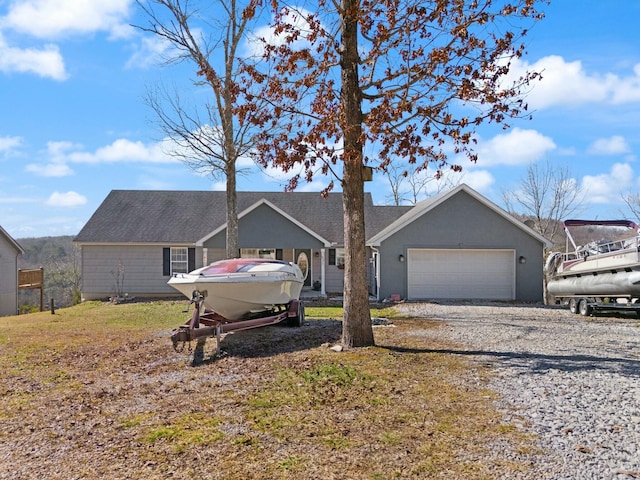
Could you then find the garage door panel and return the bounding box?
[407,249,514,300]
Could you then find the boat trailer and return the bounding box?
[171,291,305,356]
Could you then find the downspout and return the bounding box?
[321,248,326,296]
[371,246,380,302]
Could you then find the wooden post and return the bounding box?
[40,268,44,312]
[50,298,55,315]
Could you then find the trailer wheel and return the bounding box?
[288,301,305,327]
[568,298,578,314]
[578,299,592,316]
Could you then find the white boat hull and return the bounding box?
[547,270,640,297]
[168,259,304,320]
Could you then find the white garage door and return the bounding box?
[407,249,515,300]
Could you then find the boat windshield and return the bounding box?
[200,259,287,275]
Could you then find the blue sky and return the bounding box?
[1,1,639,239]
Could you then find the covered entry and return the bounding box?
[407,248,515,300]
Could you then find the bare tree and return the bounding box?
[243,0,545,347]
[621,192,640,221]
[384,161,461,205]
[136,0,265,258]
[502,160,584,244]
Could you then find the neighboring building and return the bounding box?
[0,225,24,316]
[73,184,550,303]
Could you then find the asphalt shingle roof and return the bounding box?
[73,190,410,245]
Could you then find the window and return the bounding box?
[329,248,345,268]
[296,251,309,281]
[170,247,189,274]
[163,247,195,276]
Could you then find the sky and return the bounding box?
[1,1,640,239]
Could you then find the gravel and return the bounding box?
[395,301,640,480]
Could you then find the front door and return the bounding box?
[295,249,312,287]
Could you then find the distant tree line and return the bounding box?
[17,236,81,312]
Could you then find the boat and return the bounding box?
[168,258,304,320]
[546,219,640,298]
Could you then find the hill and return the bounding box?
[17,235,80,311]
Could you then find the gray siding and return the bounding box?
[81,245,203,300]
[202,204,326,249]
[377,190,545,302]
[0,236,19,316]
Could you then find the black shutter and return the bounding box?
[163,248,171,276]
[276,249,283,260]
[188,248,196,272]
[329,249,336,265]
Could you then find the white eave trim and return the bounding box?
[196,198,332,247]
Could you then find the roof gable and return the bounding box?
[0,225,24,254]
[197,198,331,246]
[367,184,551,247]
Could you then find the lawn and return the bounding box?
[0,300,538,479]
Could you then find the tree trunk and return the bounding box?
[223,45,239,259]
[226,161,239,258]
[340,0,374,348]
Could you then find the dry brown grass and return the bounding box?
[0,301,539,479]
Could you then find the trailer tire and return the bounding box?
[578,299,592,316]
[289,301,305,327]
[569,298,578,314]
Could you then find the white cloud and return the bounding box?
[508,55,640,110]
[0,33,67,80]
[23,138,179,178]
[66,138,177,164]
[212,180,226,191]
[296,179,330,192]
[260,162,300,182]
[0,135,22,154]
[46,140,83,160]
[25,162,73,177]
[45,191,87,207]
[611,63,640,104]
[587,135,631,155]
[1,0,133,39]
[457,169,494,192]
[244,6,316,57]
[237,154,256,168]
[125,35,174,69]
[512,55,611,109]
[581,163,634,204]
[0,1,134,79]
[474,128,556,167]
[0,135,22,150]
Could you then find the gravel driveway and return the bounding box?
[394,301,640,480]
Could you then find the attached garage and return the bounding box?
[369,184,551,303]
[407,248,515,300]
